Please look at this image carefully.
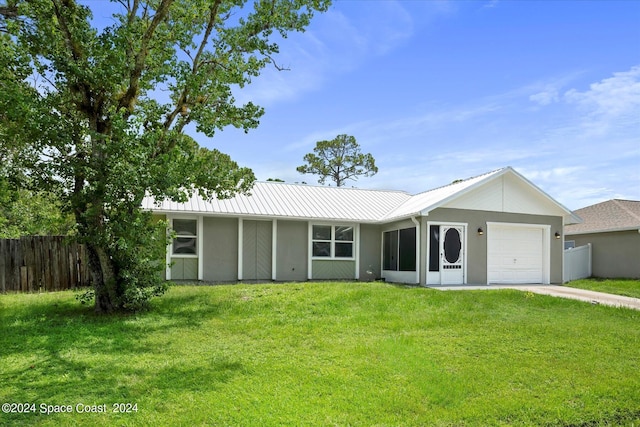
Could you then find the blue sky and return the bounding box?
[203,0,640,211]
[84,0,639,211]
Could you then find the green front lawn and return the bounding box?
[565,278,640,299]
[1,283,639,426]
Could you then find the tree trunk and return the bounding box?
[87,243,119,313]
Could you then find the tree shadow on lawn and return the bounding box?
[0,291,246,407]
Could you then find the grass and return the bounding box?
[565,278,640,299]
[1,282,639,426]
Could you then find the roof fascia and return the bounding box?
[145,209,382,224]
[377,213,425,225]
[566,226,640,236]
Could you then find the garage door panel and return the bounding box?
[488,224,546,284]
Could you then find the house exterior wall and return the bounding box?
[202,217,238,282]
[312,260,356,280]
[359,224,381,281]
[275,220,308,281]
[568,230,640,278]
[165,207,564,284]
[422,208,564,284]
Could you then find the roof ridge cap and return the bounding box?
[613,199,640,222]
[255,180,410,194]
[408,167,506,197]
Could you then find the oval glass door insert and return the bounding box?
[444,228,461,263]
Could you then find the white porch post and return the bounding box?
[166,216,172,281]
[272,219,278,281]
[354,224,360,280]
[197,215,204,281]
[237,218,243,281]
[411,216,421,285]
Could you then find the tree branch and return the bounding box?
[51,0,84,62]
[0,5,18,18]
[162,0,221,132]
[118,0,174,113]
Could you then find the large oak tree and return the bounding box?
[0,0,329,312]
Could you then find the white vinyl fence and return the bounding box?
[563,243,592,282]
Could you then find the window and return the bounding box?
[564,240,576,250]
[428,225,439,272]
[383,227,416,272]
[399,228,417,271]
[172,219,197,256]
[383,230,398,270]
[312,225,354,258]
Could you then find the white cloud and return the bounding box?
[564,65,640,117]
[483,0,500,9]
[529,88,559,106]
[518,166,585,182]
[234,2,419,107]
[557,66,640,137]
[258,66,640,210]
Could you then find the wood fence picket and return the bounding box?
[0,236,91,293]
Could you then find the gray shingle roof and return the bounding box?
[565,199,640,235]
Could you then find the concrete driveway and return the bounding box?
[432,284,640,310]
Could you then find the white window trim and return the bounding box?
[309,223,357,261]
[166,215,202,281]
[170,217,199,258]
[307,222,360,281]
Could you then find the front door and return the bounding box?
[427,223,465,285]
[440,226,464,284]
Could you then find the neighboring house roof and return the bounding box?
[143,166,579,224]
[565,199,640,235]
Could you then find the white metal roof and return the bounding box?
[143,181,411,222]
[381,168,504,221]
[143,167,578,224]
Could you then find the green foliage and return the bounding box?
[0,178,74,238]
[1,283,639,425]
[0,0,330,312]
[296,134,378,186]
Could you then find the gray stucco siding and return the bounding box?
[202,217,238,282]
[359,224,381,281]
[568,230,640,279]
[425,208,564,284]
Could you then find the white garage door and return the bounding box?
[487,223,547,284]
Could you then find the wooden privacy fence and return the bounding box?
[0,236,91,293]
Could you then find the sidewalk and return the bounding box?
[431,284,640,310]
